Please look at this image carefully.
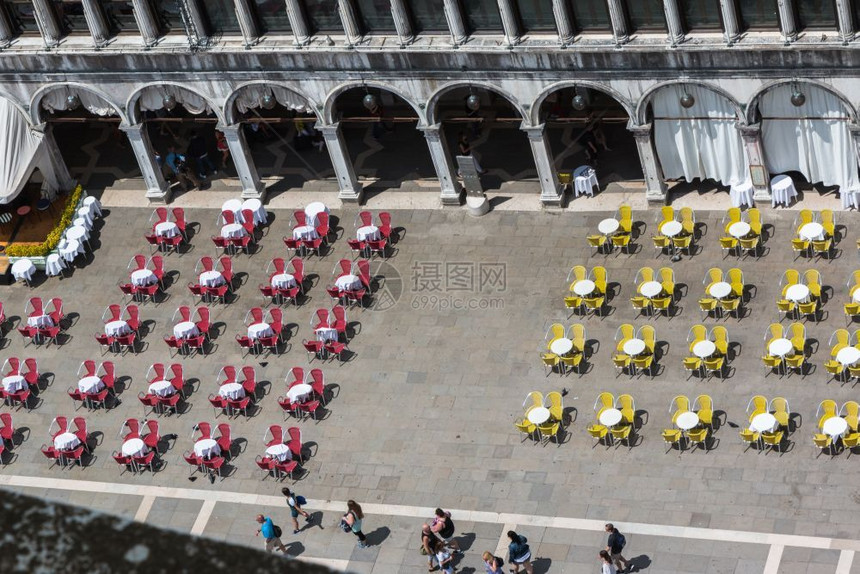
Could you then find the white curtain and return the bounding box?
[653,84,748,186]
[234,85,314,115]
[138,85,211,115]
[0,98,45,204]
[40,87,117,116]
[761,83,858,191]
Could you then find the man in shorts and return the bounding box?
[255,514,287,553]
[282,487,311,534]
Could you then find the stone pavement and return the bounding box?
[2,199,860,573]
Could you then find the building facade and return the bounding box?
[1,0,860,206]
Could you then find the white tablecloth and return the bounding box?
[623,338,646,356]
[265,443,292,461]
[573,166,598,197]
[193,438,220,458]
[639,281,663,298]
[598,408,622,426]
[221,223,246,239]
[148,380,175,397]
[572,280,594,296]
[78,376,104,394]
[105,320,131,337]
[750,413,778,433]
[768,338,793,357]
[676,411,700,431]
[598,218,619,235]
[315,327,338,342]
[287,383,313,404]
[771,175,798,207]
[661,220,682,238]
[121,438,147,458]
[54,432,81,450]
[173,321,199,339]
[550,338,573,356]
[83,195,102,217]
[527,407,550,425]
[1,375,26,392]
[11,259,35,282]
[76,206,93,227]
[45,254,65,277]
[27,314,53,328]
[305,202,329,225]
[823,417,849,437]
[60,239,83,262]
[131,269,157,286]
[728,222,751,239]
[73,216,92,231]
[841,188,860,210]
[336,274,362,291]
[222,199,243,220]
[292,225,319,240]
[271,273,296,289]
[837,347,860,366]
[219,382,246,400]
[692,340,716,359]
[356,225,380,242]
[784,284,810,303]
[798,223,824,241]
[242,199,267,225]
[708,282,732,299]
[199,270,225,287]
[248,323,274,340]
[730,181,755,208]
[155,221,178,238]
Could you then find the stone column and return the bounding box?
[736,122,771,203]
[81,0,111,46]
[628,123,667,203]
[319,123,362,202]
[284,0,311,45]
[835,0,854,44]
[131,0,161,46]
[390,0,415,46]
[497,0,521,46]
[719,0,740,45]
[443,0,468,45]
[232,0,261,46]
[605,0,629,45]
[776,0,797,43]
[120,123,170,203]
[184,0,211,42]
[219,124,265,200]
[523,124,563,207]
[32,0,63,47]
[663,0,684,46]
[338,0,362,46]
[34,124,76,192]
[552,0,575,45]
[419,124,462,205]
[0,6,16,46]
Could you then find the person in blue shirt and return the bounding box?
[165,145,200,192]
[255,514,287,553]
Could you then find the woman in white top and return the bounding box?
[599,550,618,574]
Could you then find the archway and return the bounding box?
[751,82,858,198]
[228,84,335,195]
[330,85,434,196]
[537,85,641,192]
[431,85,535,194]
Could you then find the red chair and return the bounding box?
[297,400,321,420]
[174,305,191,323]
[221,209,235,225]
[331,306,348,340]
[138,392,158,417]
[378,211,392,239]
[103,304,122,324]
[290,258,305,292]
[268,308,284,339]
[134,450,156,473]
[202,456,225,478]
[17,326,35,345]
[7,387,30,410]
[169,363,185,398]
[275,459,299,480]
[194,421,212,441]
[218,366,237,386]
[130,254,148,272]
[195,307,211,339]
[302,237,323,257]
[116,332,137,353]
[154,206,168,224]
[112,451,133,473]
[125,305,141,333]
[335,258,352,279]
[292,210,307,227]
[48,298,64,326]
[219,257,234,289]
[241,209,256,237]
[269,257,286,276]
[208,284,229,304]
[50,416,69,438]
[308,369,326,405]
[144,233,161,253]
[72,417,88,445]
[39,326,61,346]
[259,284,277,302]
[357,211,373,227]
[227,396,251,417]
[356,260,371,289]
[163,336,183,358]
[165,233,183,252]
[183,451,202,475]
[302,339,324,361]
[325,341,347,361]
[3,357,20,377]
[68,387,86,409]
[150,255,166,288]
[100,361,116,394]
[188,283,204,298]
[368,238,388,258]
[255,455,276,479]
[26,297,44,317]
[137,283,159,302]
[312,308,329,330]
[283,236,301,254]
[197,256,214,273]
[208,394,227,416]
[279,285,301,307]
[79,359,98,378]
[158,393,181,415]
[62,445,85,467]
[346,289,366,308]
[236,335,255,357]
[172,207,188,240]
[147,363,165,386]
[88,388,110,410]
[347,239,367,258]
[287,426,302,460]
[41,444,60,466]
[120,418,141,440]
[259,334,280,355]
[185,334,206,356]
[216,423,232,457]
[0,301,5,328]
[265,424,284,447]
[0,413,14,444]
[246,307,265,325]
[241,366,256,393]
[287,367,304,387]
[118,282,137,300]
[316,212,331,243]
[325,285,343,304]
[278,396,302,420]
[211,235,228,252]
[142,420,160,450]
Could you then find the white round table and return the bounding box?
[73,217,91,231]
[76,206,94,226]
[572,280,595,297]
[173,321,199,339]
[823,417,849,438]
[675,411,700,431]
[199,270,225,287]
[27,314,53,328]
[336,274,362,291]
[1,375,26,392]
[315,327,337,342]
[45,254,65,277]
[573,165,598,197]
[750,413,778,433]
[248,323,274,340]
[784,284,810,303]
[194,438,221,458]
[60,239,83,262]
[121,438,147,458]
[799,222,825,241]
[598,408,623,427]
[708,282,732,299]
[11,259,35,282]
[357,225,381,242]
[853,290,860,304]
[131,269,156,286]
[82,196,102,217]
[837,347,860,366]
[287,383,313,403]
[693,340,716,359]
[77,376,103,394]
[771,175,797,207]
[768,338,794,357]
[155,221,178,238]
[271,273,296,289]
[266,443,292,461]
[241,198,267,225]
[221,223,246,239]
[222,199,243,218]
[292,225,319,240]
[661,220,683,237]
[105,320,131,337]
[148,380,175,397]
[598,218,619,235]
[730,181,755,208]
[305,202,329,224]
[728,222,751,239]
[639,281,663,298]
[623,338,646,356]
[219,382,246,400]
[550,338,574,356]
[54,432,81,450]
[66,225,88,243]
[527,407,551,425]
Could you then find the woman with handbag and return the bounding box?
[342,500,368,548]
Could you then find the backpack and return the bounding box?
[439,516,455,538]
[616,533,626,549]
[273,525,282,538]
[296,495,307,506]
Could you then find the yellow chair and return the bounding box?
[687,428,708,451]
[698,297,717,320]
[661,429,683,452]
[788,323,806,354]
[795,209,814,233]
[635,267,654,292]
[812,239,832,258]
[798,301,818,321]
[829,329,850,356]
[615,324,635,352]
[842,433,860,455]
[538,421,561,444]
[762,354,782,374]
[776,298,796,319]
[844,302,860,321]
[567,265,587,290]
[720,297,741,318]
[693,395,714,427]
[611,233,632,254]
[545,391,564,422]
[770,397,790,427]
[652,234,670,256]
[812,433,832,455]
[727,268,744,297]
[546,323,565,347]
[610,424,633,448]
[613,353,631,374]
[588,234,608,255]
[723,207,741,234]
[803,269,822,299]
[824,359,845,381]
[557,172,572,189]
[679,207,695,235]
[849,270,860,297]
[740,428,760,451]
[560,353,583,374]
[631,355,654,375]
[540,352,560,376]
[703,356,724,377]
[658,267,675,298]
[583,295,605,316]
[719,236,738,257]
[587,423,608,446]
[791,237,810,259]
[841,401,859,431]
[761,430,784,452]
[816,399,838,428]
[617,204,632,233]
[616,394,635,425]
[673,234,693,255]
[849,364,860,381]
[765,323,784,346]
[688,324,707,353]
[514,419,537,441]
[630,296,651,315]
[784,353,804,375]
[564,296,582,318]
[711,326,729,355]
[704,268,723,292]
[658,205,674,232]
[683,356,703,378]
[670,395,691,423]
[651,297,672,317]
[594,392,615,415]
[590,266,607,294]
[780,269,800,297]
[748,208,762,236]
[747,395,768,421]
[569,324,585,352]
[821,208,835,237]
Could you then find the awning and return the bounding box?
[0,97,46,205]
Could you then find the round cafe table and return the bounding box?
[193,438,220,458]
[1,375,26,393]
[708,282,732,299]
[572,280,595,297]
[221,223,246,239]
[241,198,267,225]
[315,327,337,342]
[837,346,860,366]
[121,438,147,458]
[219,382,246,400]
[292,225,318,240]
[248,323,274,340]
[60,239,83,262]
[336,274,362,291]
[639,281,663,298]
[287,383,313,403]
[66,225,89,243]
[222,199,243,219]
[77,376,103,394]
[527,407,551,425]
[823,417,849,438]
[266,443,292,461]
[784,284,810,303]
[771,175,798,207]
[27,314,53,328]
[271,273,296,289]
[550,338,573,356]
[768,338,793,357]
[750,413,778,433]
[661,220,683,238]
[675,411,700,431]
[728,222,751,239]
[148,380,175,397]
[623,338,646,356]
[693,340,716,359]
[45,254,66,277]
[199,270,225,287]
[573,165,598,197]
[11,259,35,282]
[53,432,81,451]
[155,221,178,238]
[173,321,199,339]
[104,320,131,337]
[598,408,623,427]
[305,202,329,224]
[131,269,157,286]
[356,225,380,242]
[598,218,619,235]
[799,222,825,241]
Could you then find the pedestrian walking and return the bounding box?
[506,530,533,574]
[254,514,287,553]
[341,500,367,548]
[605,523,629,573]
[188,130,217,179]
[215,130,230,168]
[281,487,311,534]
[431,508,461,552]
[422,524,438,572]
[434,539,456,574]
[599,550,617,574]
[481,550,505,574]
